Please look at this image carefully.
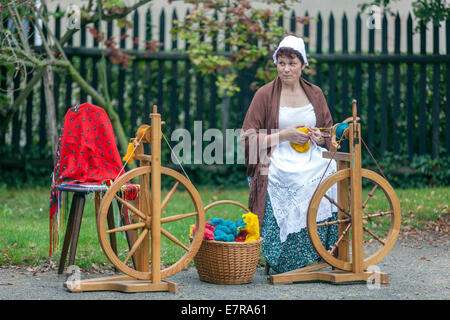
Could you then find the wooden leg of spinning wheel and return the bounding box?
[349,123,364,274]
[65,276,179,293]
[269,263,329,284]
[320,270,389,284]
[336,160,350,262]
[106,205,118,255]
[150,111,162,283]
[269,267,389,285]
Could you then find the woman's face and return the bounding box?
[276,55,305,86]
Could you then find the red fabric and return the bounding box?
[49,103,123,219]
[124,184,139,201]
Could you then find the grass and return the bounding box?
[0,184,448,270]
[0,184,250,270]
[359,186,448,242]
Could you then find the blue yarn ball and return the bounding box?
[336,122,349,140]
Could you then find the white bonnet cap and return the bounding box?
[273,35,308,66]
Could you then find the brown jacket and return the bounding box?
[241,76,333,225]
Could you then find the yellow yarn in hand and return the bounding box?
[290,127,310,152]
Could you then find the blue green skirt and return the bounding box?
[261,194,338,274]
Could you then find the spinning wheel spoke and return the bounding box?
[161,228,189,251]
[161,181,179,212]
[363,210,393,220]
[114,195,147,220]
[316,217,351,227]
[329,222,352,254]
[363,226,386,245]
[362,184,378,209]
[124,228,149,265]
[161,211,198,223]
[324,194,349,215]
[106,222,146,234]
[328,223,352,255]
[362,210,393,244]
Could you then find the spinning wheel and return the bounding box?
[65,106,210,293]
[97,166,205,281]
[307,168,401,272]
[270,100,401,285]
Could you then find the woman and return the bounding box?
[241,36,338,274]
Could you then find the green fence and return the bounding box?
[1,7,449,186]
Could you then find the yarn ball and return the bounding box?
[290,127,310,153]
[214,230,235,242]
[204,222,216,240]
[123,142,136,164]
[190,221,216,240]
[235,218,247,232]
[336,122,349,140]
[242,212,260,242]
[210,218,238,242]
[235,229,249,242]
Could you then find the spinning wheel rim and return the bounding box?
[97,166,205,280]
[307,168,401,271]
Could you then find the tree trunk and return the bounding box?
[43,66,58,160]
[221,95,230,155]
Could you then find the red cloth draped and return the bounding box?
[49,103,123,255]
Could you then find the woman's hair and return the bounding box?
[276,47,305,65]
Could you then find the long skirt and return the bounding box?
[261,194,338,274]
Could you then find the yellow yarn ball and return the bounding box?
[123,142,136,164]
[290,127,310,152]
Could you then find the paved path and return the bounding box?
[0,237,448,301]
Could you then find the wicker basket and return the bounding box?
[192,237,263,285]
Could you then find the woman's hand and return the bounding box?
[281,126,311,145]
[308,127,322,145]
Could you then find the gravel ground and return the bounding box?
[0,236,448,301]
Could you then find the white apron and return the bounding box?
[267,104,337,243]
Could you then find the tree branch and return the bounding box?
[7,4,31,53]
[96,0,112,107]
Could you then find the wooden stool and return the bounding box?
[57,184,117,274]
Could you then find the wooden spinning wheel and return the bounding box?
[65,106,208,293]
[307,168,401,272]
[270,100,401,285]
[97,166,205,281]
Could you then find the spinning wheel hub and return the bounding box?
[145,216,152,229]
